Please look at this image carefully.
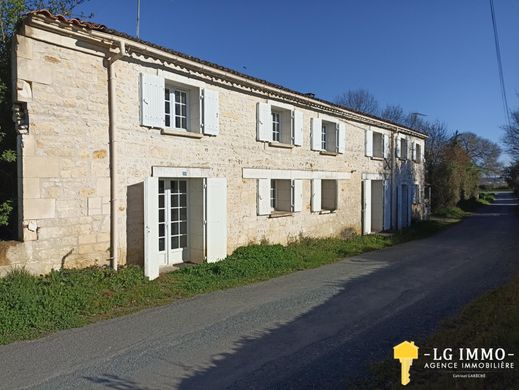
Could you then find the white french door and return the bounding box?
[158,179,189,265]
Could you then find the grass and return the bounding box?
[349,274,519,389]
[433,193,496,220]
[0,219,459,345]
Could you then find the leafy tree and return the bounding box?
[432,138,479,209]
[0,1,88,235]
[335,89,380,115]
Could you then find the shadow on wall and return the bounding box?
[394,158,423,221]
[126,182,144,266]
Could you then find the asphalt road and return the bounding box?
[1,193,518,390]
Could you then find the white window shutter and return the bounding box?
[202,89,219,135]
[383,134,390,159]
[144,176,159,280]
[257,179,270,215]
[383,179,391,230]
[337,122,346,154]
[311,179,321,212]
[257,102,272,142]
[293,180,303,212]
[140,73,165,128]
[395,134,401,158]
[365,128,373,157]
[411,141,417,161]
[363,180,371,234]
[293,110,303,146]
[205,178,227,262]
[311,118,322,151]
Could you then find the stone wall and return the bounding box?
[2,21,426,274]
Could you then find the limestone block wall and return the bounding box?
[4,29,111,275]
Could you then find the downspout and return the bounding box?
[108,40,126,271]
[391,131,397,230]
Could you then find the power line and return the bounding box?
[489,0,511,129]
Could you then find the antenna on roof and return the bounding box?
[136,0,141,38]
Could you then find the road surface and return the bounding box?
[0,193,517,389]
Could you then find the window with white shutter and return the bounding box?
[259,179,303,216]
[141,73,220,136]
[257,102,300,147]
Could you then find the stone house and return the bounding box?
[2,10,426,278]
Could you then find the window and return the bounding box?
[413,184,421,204]
[321,124,327,150]
[321,180,338,211]
[414,143,422,163]
[270,179,292,212]
[372,132,384,158]
[400,137,408,160]
[165,88,189,130]
[270,107,292,144]
[270,179,277,209]
[141,73,219,135]
[321,120,338,152]
[272,112,281,142]
[162,81,202,133]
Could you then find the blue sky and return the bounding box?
[76,0,519,161]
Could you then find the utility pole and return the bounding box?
[136,0,141,38]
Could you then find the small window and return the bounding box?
[400,137,408,160]
[164,82,201,133]
[270,179,292,212]
[373,132,384,158]
[414,143,422,163]
[322,180,338,211]
[321,120,338,152]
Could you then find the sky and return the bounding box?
[75,0,519,162]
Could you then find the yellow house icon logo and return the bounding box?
[394,341,419,385]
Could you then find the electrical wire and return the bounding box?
[489,0,511,129]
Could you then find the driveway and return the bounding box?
[1,193,518,389]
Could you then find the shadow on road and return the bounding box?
[83,194,519,390]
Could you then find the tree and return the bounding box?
[380,104,406,124]
[504,161,519,193]
[0,1,88,235]
[432,138,479,209]
[503,108,519,161]
[457,132,502,175]
[335,89,379,115]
